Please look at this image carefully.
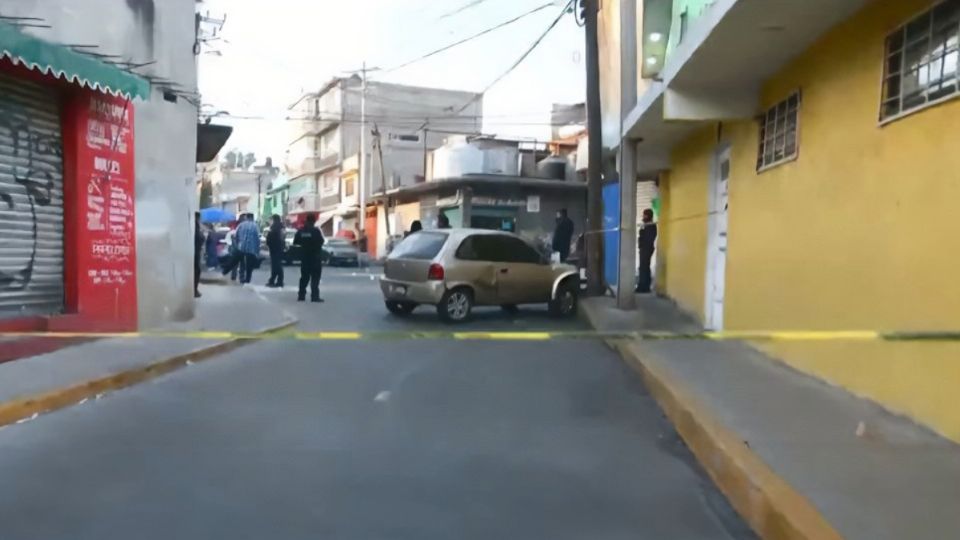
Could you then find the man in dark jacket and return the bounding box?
[194,212,203,298]
[636,208,658,293]
[265,214,285,288]
[294,213,325,302]
[552,208,574,262]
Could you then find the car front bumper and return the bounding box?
[379,277,445,305]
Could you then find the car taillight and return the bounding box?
[427,263,444,281]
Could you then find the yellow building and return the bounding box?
[612,0,960,441]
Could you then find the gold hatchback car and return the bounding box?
[380,229,580,323]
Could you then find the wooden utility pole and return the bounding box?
[584,0,604,295]
[373,124,391,238]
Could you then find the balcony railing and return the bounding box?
[286,193,323,214]
[301,153,339,173]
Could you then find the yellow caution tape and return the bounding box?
[1,330,958,341]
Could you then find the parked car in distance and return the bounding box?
[325,238,361,266]
[380,229,580,323]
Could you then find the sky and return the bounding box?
[198,0,586,165]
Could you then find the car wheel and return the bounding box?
[385,301,417,316]
[500,304,519,315]
[549,280,578,317]
[438,288,473,323]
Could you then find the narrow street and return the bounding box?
[0,267,752,540]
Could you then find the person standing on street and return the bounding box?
[294,213,325,302]
[265,215,286,288]
[437,213,451,229]
[636,208,658,293]
[194,212,204,298]
[223,213,260,284]
[552,208,574,262]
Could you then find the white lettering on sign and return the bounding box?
[90,99,129,124]
[91,243,131,257]
[94,156,121,175]
[87,195,105,231]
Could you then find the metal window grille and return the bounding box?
[882,0,960,121]
[756,91,801,171]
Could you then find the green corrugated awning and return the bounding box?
[0,20,150,100]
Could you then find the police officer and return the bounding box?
[294,214,325,302]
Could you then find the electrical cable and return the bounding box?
[418,0,575,132]
[382,2,555,73]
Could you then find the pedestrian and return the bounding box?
[405,220,422,238]
[204,223,219,270]
[552,208,574,262]
[194,212,203,298]
[294,213,325,303]
[437,213,451,229]
[636,208,658,293]
[223,213,260,284]
[265,214,285,288]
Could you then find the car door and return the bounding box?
[449,234,499,305]
[488,235,553,305]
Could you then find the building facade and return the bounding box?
[284,78,483,244]
[609,0,960,442]
[0,0,200,331]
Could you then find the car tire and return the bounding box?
[438,288,473,323]
[549,279,578,317]
[385,301,417,316]
[500,304,519,315]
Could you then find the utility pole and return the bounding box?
[584,0,604,295]
[358,61,368,237]
[373,123,391,238]
[617,0,638,309]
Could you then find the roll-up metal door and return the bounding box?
[0,74,65,318]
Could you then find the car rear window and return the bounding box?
[389,232,448,260]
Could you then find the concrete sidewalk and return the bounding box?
[0,285,296,427]
[581,295,960,540]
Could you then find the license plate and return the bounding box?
[390,285,407,296]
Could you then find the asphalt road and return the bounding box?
[0,267,754,540]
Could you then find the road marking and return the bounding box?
[453,332,553,341]
[374,391,391,402]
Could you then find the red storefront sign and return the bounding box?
[68,92,137,327]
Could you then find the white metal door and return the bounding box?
[705,147,730,330]
[0,74,65,318]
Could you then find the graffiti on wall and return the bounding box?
[0,100,63,292]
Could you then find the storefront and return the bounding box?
[0,20,150,331]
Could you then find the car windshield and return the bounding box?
[389,232,448,260]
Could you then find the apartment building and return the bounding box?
[605,0,960,442]
[284,77,482,240]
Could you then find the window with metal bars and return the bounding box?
[756,91,801,171]
[882,0,960,121]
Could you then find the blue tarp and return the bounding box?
[602,182,620,291]
[200,207,236,224]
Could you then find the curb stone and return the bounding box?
[580,302,842,540]
[0,319,297,429]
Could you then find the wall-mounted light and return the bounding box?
[648,32,663,43]
[646,56,658,65]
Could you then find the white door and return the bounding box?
[705,147,730,330]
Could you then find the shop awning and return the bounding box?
[0,20,150,100]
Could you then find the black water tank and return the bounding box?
[536,156,567,180]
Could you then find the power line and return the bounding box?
[383,2,555,73]
[422,0,574,132]
[436,0,490,21]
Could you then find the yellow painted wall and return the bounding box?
[661,0,960,441]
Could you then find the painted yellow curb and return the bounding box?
[613,339,842,540]
[0,320,298,429]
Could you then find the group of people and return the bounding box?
[549,207,658,294]
[192,212,329,303]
